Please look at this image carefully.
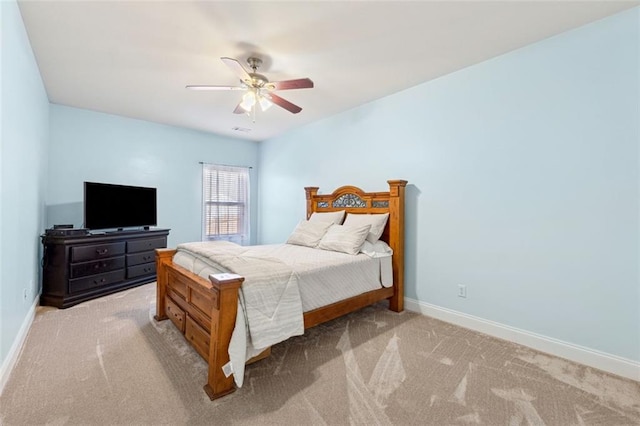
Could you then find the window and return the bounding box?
[202,164,250,244]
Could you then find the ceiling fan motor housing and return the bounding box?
[247,73,268,88]
[245,57,269,88]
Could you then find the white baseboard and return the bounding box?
[0,298,38,396]
[404,297,640,382]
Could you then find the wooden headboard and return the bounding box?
[304,180,408,311]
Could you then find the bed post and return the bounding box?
[388,180,407,312]
[154,248,176,321]
[305,186,319,219]
[204,274,245,400]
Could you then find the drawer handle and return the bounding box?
[93,278,106,285]
[167,306,179,317]
[96,249,109,255]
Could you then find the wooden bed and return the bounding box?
[154,179,407,400]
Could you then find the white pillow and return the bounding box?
[318,224,371,255]
[360,240,393,258]
[286,220,333,248]
[308,210,346,225]
[343,213,389,243]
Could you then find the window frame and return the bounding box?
[201,163,250,244]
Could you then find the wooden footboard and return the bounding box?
[154,179,407,400]
[155,248,243,399]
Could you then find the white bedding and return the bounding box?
[173,242,393,311]
[172,241,392,387]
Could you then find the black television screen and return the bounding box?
[84,182,157,230]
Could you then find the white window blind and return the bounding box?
[202,163,250,244]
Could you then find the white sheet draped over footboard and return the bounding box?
[175,241,305,349]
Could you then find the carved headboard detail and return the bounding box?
[305,181,405,216]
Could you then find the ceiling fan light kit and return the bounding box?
[239,88,273,112]
[240,90,256,112]
[187,56,314,122]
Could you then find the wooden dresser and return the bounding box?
[41,229,170,308]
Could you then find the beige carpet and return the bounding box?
[1,283,638,425]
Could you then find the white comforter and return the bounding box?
[175,241,304,350]
[173,241,391,386]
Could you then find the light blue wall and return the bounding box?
[0,0,49,366]
[48,105,259,248]
[259,9,640,361]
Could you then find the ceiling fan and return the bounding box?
[186,57,314,120]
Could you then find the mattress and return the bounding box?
[173,242,393,312]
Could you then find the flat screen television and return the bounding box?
[84,182,157,230]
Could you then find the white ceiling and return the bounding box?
[18,1,638,142]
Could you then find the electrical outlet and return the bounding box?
[457,284,467,298]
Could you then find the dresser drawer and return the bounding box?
[127,262,156,279]
[185,315,210,360]
[71,242,125,262]
[126,251,155,267]
[127,237,166,254]
[165,296,185,333]
[68,269,125,294]
[70,256,125,279]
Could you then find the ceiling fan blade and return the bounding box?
[221,57,252,84]
[269,78,314,91]
[267,93,302,114]
[186,85,245,91]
